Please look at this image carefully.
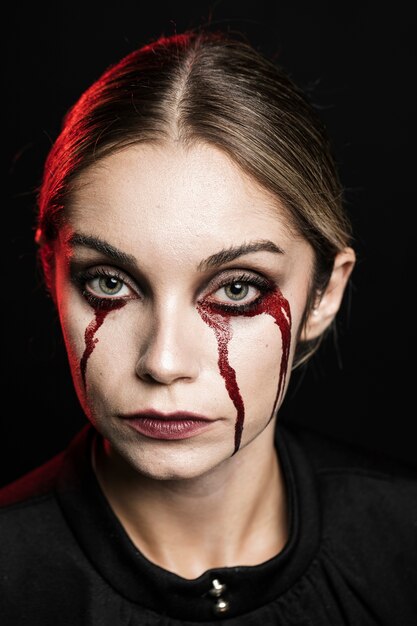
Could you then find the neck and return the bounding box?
[93,425,288,579]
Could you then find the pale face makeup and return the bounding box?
[53,142,315,480]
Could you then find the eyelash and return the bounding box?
[71,268,272,312]
[72,268,133,310]
[208,272,271,313]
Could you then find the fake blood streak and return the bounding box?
[80,301,126,387]
[79,291,291,455]
[197,290,291,455]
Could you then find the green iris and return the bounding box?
[98,276,123,295]
[224,282,249,301]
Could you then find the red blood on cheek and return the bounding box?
[197,289,291,454]
[79,301,126,387]
[79,291,291,456]
[196,306,244,456]
[252,290,292,419]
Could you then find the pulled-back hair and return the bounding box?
[36,29,352,366]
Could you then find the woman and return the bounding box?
[1,28,415,625]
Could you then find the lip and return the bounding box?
[120,410,216,440]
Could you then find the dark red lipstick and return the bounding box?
[121,410,215,440]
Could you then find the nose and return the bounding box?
[135,304,201,385]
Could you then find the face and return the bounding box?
[53,142,315,479]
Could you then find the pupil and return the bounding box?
[230,282,243,295]
[106,277,118,290]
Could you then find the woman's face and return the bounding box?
[53,142,314,479]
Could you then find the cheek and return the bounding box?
[56,294,89,375]
[227,315,283,420]
[54,280,126,404]
[54,262,87,367]
[62,308,138,422]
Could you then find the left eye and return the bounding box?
[215,281,259,303]
[86,275,132,298]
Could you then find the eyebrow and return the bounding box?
[197,240,285,271]
[68,233,285,271]
[68,233,137,266]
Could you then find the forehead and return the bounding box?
[65,142,304,263]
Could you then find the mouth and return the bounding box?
[119,410,216,440]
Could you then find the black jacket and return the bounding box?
[1,421,416,625]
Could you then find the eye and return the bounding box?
[84,271,134,299]
[86,275,131,298]
[70,265,139,311]
[213,278,264,305]
[202,271,272,313]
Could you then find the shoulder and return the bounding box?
[0,424,92,511]
[0,449,65,509]
[283,421,417,522]
[0,425,92,543]
[281,421,417,606]
[283,420,416,477]
[282,419,417,481]
[0,427,96,598]
[0,447,71,557]
[0,427,107,624]
[0,449,71,607]
[280,422,417,619]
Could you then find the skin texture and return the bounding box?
[52,141,354,578]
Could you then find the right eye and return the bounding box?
[86,274,132,298]
[72,266,139,308]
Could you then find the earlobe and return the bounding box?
[303,247,356,341]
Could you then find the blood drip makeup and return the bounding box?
[197,289,291,454]
[80,301,126,387]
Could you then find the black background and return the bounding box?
[3,1,416,487]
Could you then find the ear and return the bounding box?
[303,247,356,341]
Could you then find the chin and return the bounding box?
[131,455,228,481]
[102,430,232,482]
[132,461,214,482]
